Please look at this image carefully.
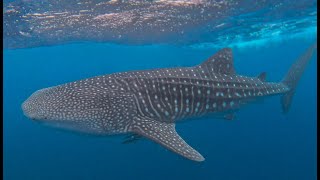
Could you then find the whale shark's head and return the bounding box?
[22,81,136,134]
[22,87,59,121]
[22,86,89,132]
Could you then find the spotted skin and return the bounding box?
[22,45,316,162]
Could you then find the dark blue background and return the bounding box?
[4,38,317,180]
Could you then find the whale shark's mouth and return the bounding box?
[35,118,77,127]
[34,118,97,134]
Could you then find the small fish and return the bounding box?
[122,134,143,144]
[224,113,236,121]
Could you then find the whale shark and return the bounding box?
[22,43,317,162]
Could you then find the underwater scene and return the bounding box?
[3,0,317,180]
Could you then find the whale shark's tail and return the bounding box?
[280,42,317,113]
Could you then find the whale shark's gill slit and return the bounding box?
[144,83,158,118]
[132,94,144,118]
[165,79,174,116]
[190,85,195,116]
[145,91,161,119]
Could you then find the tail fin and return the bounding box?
[280,42,317,113]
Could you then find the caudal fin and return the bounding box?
[281,42,317,113]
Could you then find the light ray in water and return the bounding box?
[3,0,317,49]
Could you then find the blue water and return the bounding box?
[3,0,317,49]
[4,36,317,180]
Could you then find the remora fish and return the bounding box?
[22,43,317,161]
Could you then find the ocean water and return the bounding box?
[4,38,317,180]
[3,0,317,180]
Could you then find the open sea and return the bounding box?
[3,0,317,180]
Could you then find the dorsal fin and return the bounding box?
[197,48,235,75]
[257,72,267,82]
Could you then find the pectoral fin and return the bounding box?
[132,117,204,162]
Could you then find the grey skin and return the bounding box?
[22,44,317,162]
